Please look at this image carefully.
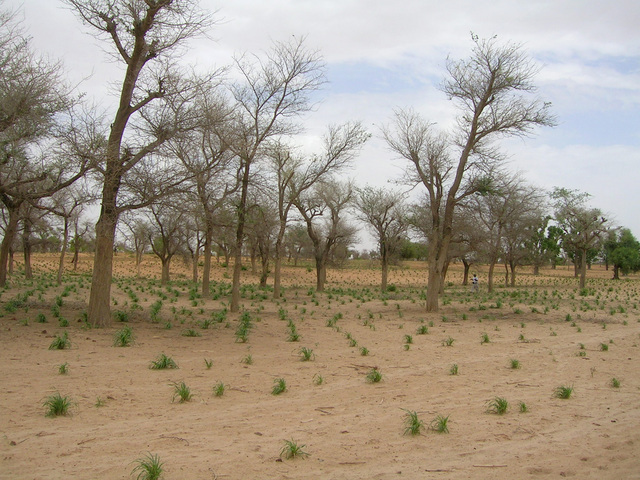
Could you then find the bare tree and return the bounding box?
[294,179,357,291]
[355,186,407,291]
[64,0,216,326]
[171,90,239,295]
[222,36,325,312]
[268,122,368,298]
[41,186,94,284]
[0,6,97,285]
[145,198,187,285]
[473,177,540,291]
[383,35,555,311]
[119,211,150,278]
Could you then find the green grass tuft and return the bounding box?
[487,396,509,415]
[280,439,309,459]
[402,409,424,436]
[131,452,163,480]
[150,353,178,370]
[554,385,574,399]
[49,331,70,350]
[43,392,71,417]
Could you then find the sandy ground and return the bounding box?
[1,254,639,479]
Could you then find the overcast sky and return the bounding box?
[7,0,640,247]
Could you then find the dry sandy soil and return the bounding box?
[1,254,639,479]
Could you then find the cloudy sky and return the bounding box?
[8,0,640,245]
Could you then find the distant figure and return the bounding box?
[472,274,479,292]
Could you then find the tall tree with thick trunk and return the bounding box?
[65,0,214,326]
[384,35,555,312]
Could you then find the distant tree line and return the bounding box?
[2,1,638,325]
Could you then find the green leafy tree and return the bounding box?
[605,229,640,279]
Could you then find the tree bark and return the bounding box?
[380,253,389,292]
[22,219,33,280]
[202,228,212,296]
[231,160,251,312]
[315,254,327,291]
[88,211,117,327]
[0,203,21,286]
[192,250,198,283]
[487,260,496,293]
[161,257,171,285]
[57,217,69,285]
[462,258,470,285]
[579,248,587,289]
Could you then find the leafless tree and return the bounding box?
[267,122,368,298]
[294,179,357,291]
[171,90,239,294]
[354,186,407,291]
[41,185,94,284]
[472,176,540,291]
[64,0,217,325]
[0,6,97,285]
[145,198,188,285]
[119,211,150,278]
[222,36,326,312]
[383,35,555,311]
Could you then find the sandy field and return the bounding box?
[1,254,639,479]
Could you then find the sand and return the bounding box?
[1,254,639,479]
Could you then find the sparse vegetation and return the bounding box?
[402,409,424,436]
[280,439,309,459]
[131,452,163,480]
[150,354,178,370]
[487,396,509,415]
[430,414,450,433]
[43,392,71,417]
[272,377,287,395]
[554,385,574,399]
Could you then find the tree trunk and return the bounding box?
[161,257,171,285]
[0,204,20,286]
[57,218,69,285]
[8,249,14,276]
[250,247,257,274]
[72,236,80,271]
[22,220,33,280]
[259,253,269,287]
[439,260,450,294]
[487,260,496,293]
[579,248,587,289]
[462,258,470,285]
[273,227,286,299]
[273,255,283,298]
[231,161,251,312]
[315,254,327,291]
[135,249,142,278]
[504,262,509,288]
[88,212,118,327]
[612,264,619,280]
[380,255,388,292]
[202,228,212,296]
[510,261,517,287]
[533,263,540,275]
[192,250,198,284]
